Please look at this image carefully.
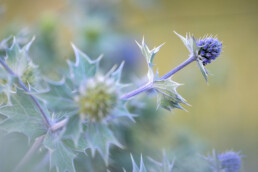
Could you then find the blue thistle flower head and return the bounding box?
[204,150,243,172]
[218,151,242,172]
[197,37,222,65]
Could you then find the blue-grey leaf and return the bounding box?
[62,115,82,147]
[148,151,174,172]
[128,155,147,172]
[44,131,76,172]
[174,31,200,57]
[85,122,123,165]
[136,38,164,82]
[0,89,48,140]
[111,61,124,83]
[153,78,188,111]
[6,37,35,77]
[68,44,102,86]
[197,58,208,82]
[37,79,77,114]
[174,31,191,53]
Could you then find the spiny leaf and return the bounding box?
[63,135,89,153]
[0,89,48,140]
[191,36,200,57]
[62,115,82,147]
[127,155,147,172]
[111,61,124,83]
[85,122,123,165]
[68,44,102,86]
[174,31,200,56]
[37,79,77,115]
[3,36,41,90]
[64,122,123,165]
[148,151,174,172]
[6,37,35,77]
[0,35,12,50]
[174,31,191,53]
[136,38,164,82]
[153,78,188,111]
[111,102,136,123]
[44,131,76,172]
[197,58,208,82]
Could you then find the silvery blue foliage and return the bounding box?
[40,43,133,167]
[124,38,188,111]
[0,37,40,105]
[0,30,230,172]
[126,152,174,172]
[204,150,243,172]
[126,155,147,172]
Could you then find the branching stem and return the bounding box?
[0,58,51,128]
[50,118,68,132]
[120,55,196,99]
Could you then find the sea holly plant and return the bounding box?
[203,150,243,172]
[39,44,132,166]
[0,31,224,171]
[0,36,41,105]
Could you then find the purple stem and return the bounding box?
[159,55,195,80]
[121,55,196,100]
[0,58,51,128]
[120,82,153,100]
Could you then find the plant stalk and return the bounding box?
[50,118,68,132]
[121,55,196,99]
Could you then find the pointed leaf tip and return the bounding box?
[153,78,188,111]
[197,59,209,82]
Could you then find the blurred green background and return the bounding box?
[0,0,257,171]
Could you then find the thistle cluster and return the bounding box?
[0,32,243,172]
[75,75,118,121]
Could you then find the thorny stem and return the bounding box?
[120,55,196,99]
[0,58,51,128]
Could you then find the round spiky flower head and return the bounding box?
[197,37,222,65]
[75,74,118,121]
[218,151,242,172]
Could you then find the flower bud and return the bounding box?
[197,37,222,65]
[218,151,242,172]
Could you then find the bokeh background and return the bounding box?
[0,0,257,171]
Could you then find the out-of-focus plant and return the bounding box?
[203,150,243,172]
[0,28,239,172]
